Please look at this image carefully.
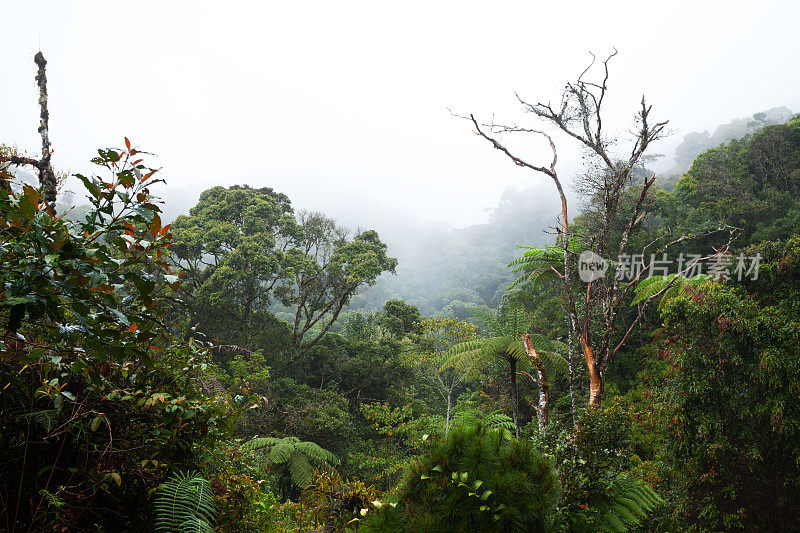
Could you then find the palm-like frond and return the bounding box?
[241,436,339,491]
[16,408,59,433]
[597,477,664,533]
[509,245,564,273]
[632,273,711,312]
[509,239,585,292]
[240,436,281,451]
[295,441,339,467]
[440,339,488,374]
[289,453,313,489]
[153,471,216,533]
[441,336,533,377]
[496,302,529,337]
[451,410,514,438]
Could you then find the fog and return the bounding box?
[3,1,800,233]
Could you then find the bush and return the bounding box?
[361,421,560,532]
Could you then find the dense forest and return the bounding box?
[2,50,800,533]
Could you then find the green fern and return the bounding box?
[15,408,59,433]
[632,273,711,312]
[442,301,565,438]
[153,471,216,533]
[509,238,582,291]
[242,436,339,491]
[597,477,664,533]
[441,336,532,377]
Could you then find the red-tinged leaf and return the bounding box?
[148,346,164,351]
[23,184,40,208]
[128,323,138,332]
[159,224,171,236]
[132,159,143,165]
[124,137,131,150]
[150,212,162,236]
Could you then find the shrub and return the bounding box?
[361,421,559,532]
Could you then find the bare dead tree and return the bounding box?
[463,51,675,408]
[0,52,58,207]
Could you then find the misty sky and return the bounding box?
[3,1,799,229]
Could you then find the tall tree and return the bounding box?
[464,51,672,407]
[287,211,397,358]
[417,316,480,435]
[171,185,302,343]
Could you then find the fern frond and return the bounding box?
[538,349,569,377]
[631,274,679,305]
[296,441,340,466]
[483,412,515,431]
[154,471,216,533]
[270,442,293,463]
[522,334,568,376]
[289,453,313,489]
[241,436,339,492]
[632,273,712,310]
[16,409,59,433]
[441,340,489,372]
[505,340,532,370]
[597,478,664,533]
[239,436,280,451]
[470,307,500,336]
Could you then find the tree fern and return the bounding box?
[509,244,565,291]
[153,471,216,533]
[242,436,339,492]
[442,300,570,438]
[442,301,541,437]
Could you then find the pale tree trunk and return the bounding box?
[522,334,550,434]
[536,366,549,432]
[445,391,452,435]
[34,52,56,207]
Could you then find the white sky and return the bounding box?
[3,1,799,228]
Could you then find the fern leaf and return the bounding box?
[597,478,663,532]
[154,471,216,533]
[270,442,293,464]
[239,436,280,451]
[289,453,313,489]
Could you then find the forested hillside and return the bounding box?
[3,49,800,533]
